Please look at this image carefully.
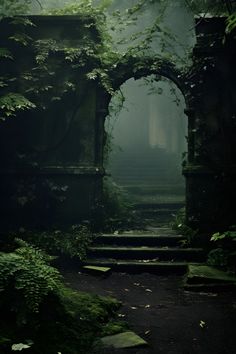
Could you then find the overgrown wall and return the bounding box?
[0,16,104,229]
[0,15,235,233]
[183,17,236,231]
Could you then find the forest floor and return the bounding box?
[62,269,236,354]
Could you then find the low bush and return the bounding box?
[11,224,93,260]
[207,226,236,271]
[0,240,122,354]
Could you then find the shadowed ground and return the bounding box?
[62,270,236,354]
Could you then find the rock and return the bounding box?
[82,265,111,275]
[101,331,148,349]
[186,265,236,284]
[184,265,236,290]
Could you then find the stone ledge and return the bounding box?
[0,166,105,176]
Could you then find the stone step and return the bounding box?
[144,226,180,234]
[134,203,184,210]
[110,161,178,168]
[112,183,184,191]
[83,259,204,274]
[184,265,236,291]
[114,177,182,183]
[133,210,178,218]
[115,183,184,189]
[112,172,180,178]
[111,161,178,166]
[88,246,205,262]
[95,234,185,247]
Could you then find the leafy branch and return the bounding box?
[0,93,36,120]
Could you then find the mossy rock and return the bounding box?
[82,265,111,275]
[101,331,148,349]
[186,265,236,285]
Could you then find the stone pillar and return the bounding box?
[183,17,236,232]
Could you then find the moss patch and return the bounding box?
[186,265,236,284]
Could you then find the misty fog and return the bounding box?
[106,77,187,204]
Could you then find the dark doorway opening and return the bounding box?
[105,75,187,226]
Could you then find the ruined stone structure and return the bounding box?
[184,17,236,231]
[0,16,104,228]
[0,15,235,232]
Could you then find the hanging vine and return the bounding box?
[0,0,235,121]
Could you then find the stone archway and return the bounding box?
[96,17,236,233]
[96,55,192,224]
[105,73,188,222]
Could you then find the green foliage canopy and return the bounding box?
[0,0,235,121]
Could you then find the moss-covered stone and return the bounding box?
[186,265,236,284]
[101,331,148,349]
[82,265,111,275]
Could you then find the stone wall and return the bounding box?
[0,15,235,233]
[0,16,104,229]
[183,17,236,231]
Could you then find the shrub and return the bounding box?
[207,248,229,267]
[17,224,93,260]
[0,241,122,354]
[0,239,61,314]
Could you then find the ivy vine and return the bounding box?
[0,0,235,121]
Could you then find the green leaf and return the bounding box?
[226,13,236,34]
[0,93,36,119]
[210,232,223,242]
[10,17,36,27]
[0,48,13,60]
[0,77,8,88]
[9,33,32,46]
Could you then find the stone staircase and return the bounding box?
[132,202,184,226]
[84,227,206,274]
[95,147,202,274]
[107,147,185,205]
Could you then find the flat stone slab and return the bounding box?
[82,265,111,275]
[101,331,148,349]
[186,265,236,285]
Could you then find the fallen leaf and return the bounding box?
[131,306,137,310]
[145,330,151,335]
[145,304,151,308]
[199,320,206,328]
[145,289,152,293]
[124,288,130,292]
[118,313,126,318]
[12,343,31,351]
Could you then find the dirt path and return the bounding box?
[62,270,236,354]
